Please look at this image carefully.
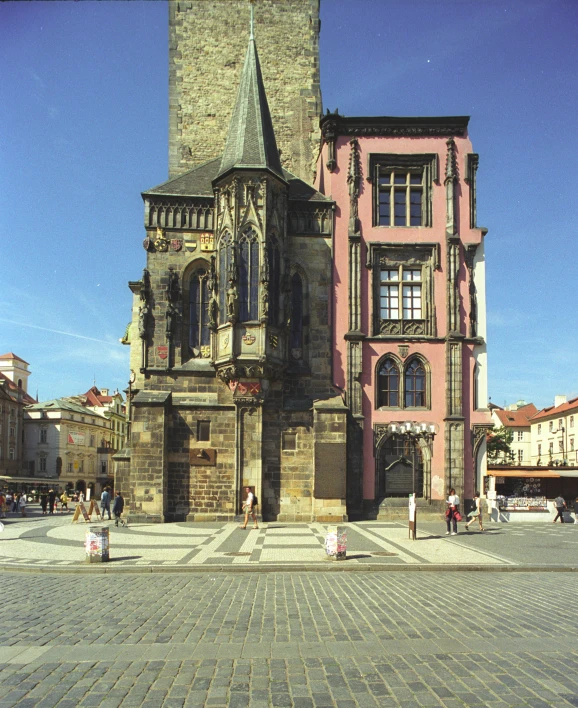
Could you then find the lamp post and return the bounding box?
[387,421,437,539]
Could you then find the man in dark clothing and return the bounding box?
[553,495,566,523]
[100,487,112,520]
[48,489,56,515]
[112,491,125,527]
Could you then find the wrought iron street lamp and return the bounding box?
[386,421,437,539]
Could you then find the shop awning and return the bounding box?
[487,470,560,478]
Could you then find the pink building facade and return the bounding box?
[317,114,492,517]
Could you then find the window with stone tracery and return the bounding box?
[218,233,233,324]
[239,228,259,322]
[290,272,304,360]
[377,357,399,407]
[376,355,429,410]
[267,239,280,326]
[189,268,210,357]
[371,244,437,337]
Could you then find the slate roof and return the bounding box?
[216,35,284,181]
[26,398,106,418]
[144,158,330,203]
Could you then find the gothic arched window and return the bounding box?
[290,272,303,359]
[239,228,259,322]
[189,269,210,356]
[405,358,426,407]
[378,358,400,407]
[268,239,280,326]
[218,232,233,324]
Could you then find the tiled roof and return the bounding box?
[0,372,36,404]
[143,158,331,203]
[493,403,537,428]
[532,396,578,421]
[0,352,29,365]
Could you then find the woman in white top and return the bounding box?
[18,493,27,518]
[445,488,460,535]
[239,487,258,530]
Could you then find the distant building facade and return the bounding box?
[117,1,492,522]
[490,401,537,466]
[24,399,112,496]
[0,353,35,479]
[531,395,578,467]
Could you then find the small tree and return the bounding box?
[487,426,514,463]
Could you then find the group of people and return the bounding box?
[0,491,28,517]
[39,489,73,515]
[446,489,578,533]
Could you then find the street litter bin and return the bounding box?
[325,525,346,560]
[85,526,110,563]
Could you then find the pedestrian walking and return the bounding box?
[574,498,578,525]
[239,486,258,530]
[12,493,19,513]
[465,491,485,532]
[553,495,566,523]
[100,487,112,520]
[5,492,12,513]
[0,492,6,518]
[445,488,460,535]
[18,493,27,518]
[112,491,126,527]
[78,491,84,503]
[40,492,48,515]
[48,489,56,515]
[60,491,69,513]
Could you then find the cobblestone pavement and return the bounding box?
[2,571,578,707]
[1,506,578,571]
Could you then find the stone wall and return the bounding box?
[168,0,322,182]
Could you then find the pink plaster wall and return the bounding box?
[316,131,488,501]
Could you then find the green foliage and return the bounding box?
[487,426,514,462]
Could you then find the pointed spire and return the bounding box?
[216,7,284,182]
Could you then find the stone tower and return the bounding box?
[168,0,322,183]
[117,11,347,524]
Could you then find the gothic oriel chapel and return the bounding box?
[116,0,492,522]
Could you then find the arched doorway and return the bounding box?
[377,434,424,498]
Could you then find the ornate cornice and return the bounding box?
[320,113,469,139]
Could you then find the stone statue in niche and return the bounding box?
[165,303,178,340]
[167,268,179,304]
[207,256,219,330]
[347,138,361,235]
[138,304,150,340]
[227,281,238,322]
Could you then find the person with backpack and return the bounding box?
[239,486,258,530]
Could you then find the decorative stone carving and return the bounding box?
[154,227,169,252]
[165,303,178,340]
[465,244,478,338]
[398,345,409,359]
[321,112,338,172]
[347,138,361,235]
[167,268,180,304]
[207,255,219,330]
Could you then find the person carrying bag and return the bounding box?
[445,488,460,535]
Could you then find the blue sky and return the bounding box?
[1,0,577,410]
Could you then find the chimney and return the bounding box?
[101,388,109,396]
[554,395,567,408]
